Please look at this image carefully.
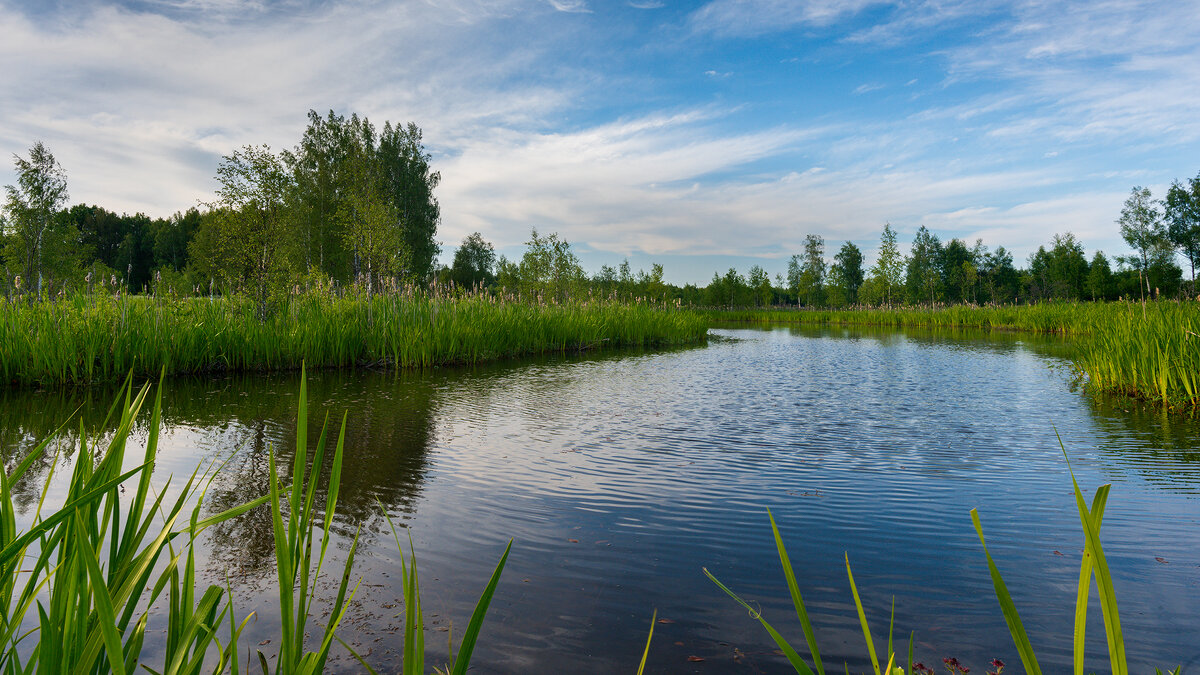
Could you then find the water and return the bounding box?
[3,325,1199,673]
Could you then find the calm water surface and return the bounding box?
[3,326,1199,673]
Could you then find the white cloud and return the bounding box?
[689,0,887,38]
[546,0,590,12]
[1,0,1195,284]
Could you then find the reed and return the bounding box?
[0,368,507,674]
[1072,302,1200,410]
[0,373,268,673]
[0,289,708,387]
[703,303,1117,334]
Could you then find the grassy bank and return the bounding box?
[706,302,1200,410]
[0,290,707,386]
[702,303,1118,334]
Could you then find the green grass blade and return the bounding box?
[970,508,1042,675]
[845,553,880,675]
[1074,485,1110,675]
[449,539,511,675]
[636,610,656,675]
[1060,440,1126,675]
[75,529,128,675]
[703,567,817,675]
[769,509,824,675]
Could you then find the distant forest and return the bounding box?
[3,110,1198,309]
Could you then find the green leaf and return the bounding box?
[971,508,1042,675]
[703,567,816,675]
[845,553,880,675]
[769,509,824,675]
[450,539,511,675]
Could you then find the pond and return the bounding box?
[3,325,1199,673]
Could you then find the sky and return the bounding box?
[2,0,1199,285]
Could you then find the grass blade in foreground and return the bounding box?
[702,566,817,675]
[379,506,511,675]
[636,610,656,675]
[845,553,881,675]
[769,509,825,675]
[970,508,1042,675]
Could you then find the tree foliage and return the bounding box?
[1164,174,1200,294]
[451,232,496,289]
[3,142,73,294]
[868,223,904,306]
[1118,186,1166,302]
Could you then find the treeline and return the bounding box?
[5,123,1198,312]
[698,177,1200,308]
[1,110,440,315]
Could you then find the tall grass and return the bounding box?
[0,289,707,387]
[1073,302,1200,410]
[704,303,1118,334]
[0,373,268,673]
[0,369,509,673]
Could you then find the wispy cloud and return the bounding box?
[688,0,887,38]
[1,0,1195,283]
[546,0,590,13]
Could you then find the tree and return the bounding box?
[1087,251,1114,301]
[517,229,585,302]
[3,142,72,294]
[786,255,802,306]
[207,145,293,318]
[1032,232,1089,300]
[285,111,441,283]
[796,234,826,307]
[868,223,904,306]
[905,226,942,305]
[1164,173,1200,296]
[980,246,1018,304]
[450,232,496,289]
[1118,186,1166,303]
[939,238,973,304]
[748,265,771,307]
[378,121,441,281]
[831,241,864,305]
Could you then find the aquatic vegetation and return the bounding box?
[705,443,1183,675]
[0,369,508,673]
[0,288,707,387]
[0,373,268,673]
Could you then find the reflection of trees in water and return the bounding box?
[779,322,1078,360]
[192,371,439,580]
[0,385,117,516]
[204,419,278,582]
[0,369,441,581]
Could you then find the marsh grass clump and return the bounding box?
[0,368,508,673]
[0,288,708,387]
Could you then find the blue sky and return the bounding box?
[2,0,1198,284]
